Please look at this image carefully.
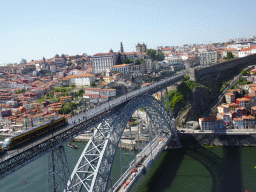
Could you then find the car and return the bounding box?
[199,130,204,132]
[180,130,185,133]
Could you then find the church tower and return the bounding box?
[136,43,142,53]
[120,42,124,53]
[141,42,147,52]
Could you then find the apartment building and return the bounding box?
[200,50,220,67]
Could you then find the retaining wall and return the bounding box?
[190,54,256,81]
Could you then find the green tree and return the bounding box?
[135,59,140,65]
[124,58,133,64]
[241,70,247,76]
[90,82,96,87]
[70,84,76,88]
[16,89,25,94]
[139,58,145,64]
[146,49,157,61]
[183,74,190,81]
[224,52,234,60]
[116,52,123,65]
[156,51,165,61]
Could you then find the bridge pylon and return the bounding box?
[48,145,70,192]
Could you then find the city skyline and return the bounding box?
[1,0,256,64]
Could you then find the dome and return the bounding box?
[109,48,113,53]
[137,42,141,46]
[250,35,256,40]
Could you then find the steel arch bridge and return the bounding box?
[66,94,177,192]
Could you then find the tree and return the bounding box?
[224,51,234,60]
[70,84,76,88]
[116,52,123,65]
[146,49,157,61]
[124,58,133,64]
[183,74,190,81]
[156,51,165,61]
[90,82,96,87]
[139,58,145,64]
[241,70,247,76]
[135,59,140,65]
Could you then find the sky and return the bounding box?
[0,0,256,65]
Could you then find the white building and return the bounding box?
[199,116,224,130]
[111,64,130,74]
[100,89,116,97]
[164,54,183,65]
[233,118,244,129]
[92,52,118,74]
[238,46,256,58]
[68,69,84,76]
[63,73,95,86]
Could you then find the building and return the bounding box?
[136,42,147,53]
[238,46,256,58]
[92,52,118,74]
[217,113,231,125]
[84,88,101,95]
[200,51,220,67]
[62,73,95,87]
[242,115,255,129]
[199,116,224,130]
[111,64,130,74]
[236,98,251,110]
[100,89,116,97]
[225,93,235,104]
[217,105,229,114]
[222,48,239,58]
[233,118,244,129]
[186,121,199,129]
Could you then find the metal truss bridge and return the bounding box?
[0,71,186,191]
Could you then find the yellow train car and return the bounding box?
[2,117,68,150]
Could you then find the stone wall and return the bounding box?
[190,54,256,81]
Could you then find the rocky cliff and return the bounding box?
[174,87,212,127]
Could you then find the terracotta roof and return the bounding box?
[63,73,95,80]
[199,116,218,122]
[233,118,243,121]
[236,98,250,101]
[112,64,130,68]
[242,115,255,120]
[85,88,101,90]
[250,87,256,91]
[225,93,235,96]
[240,46,256,52]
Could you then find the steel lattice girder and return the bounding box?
[66,94,175,192]
[48,145,70,192]
[0,108,119,180]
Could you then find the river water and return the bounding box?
[1,142,256,192]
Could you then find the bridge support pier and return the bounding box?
[48,145,70,192]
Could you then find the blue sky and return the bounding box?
[0,0,256,64]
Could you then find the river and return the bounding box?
[1,142,256,192]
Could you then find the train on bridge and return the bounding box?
[0,117,68,152]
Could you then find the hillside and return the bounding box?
[169,69,242,127]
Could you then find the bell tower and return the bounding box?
[120,42,124,53]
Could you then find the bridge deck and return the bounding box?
[0,72,186,180]
[111,133,172,192]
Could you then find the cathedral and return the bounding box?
[136,42,147,53]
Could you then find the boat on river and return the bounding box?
[68,142,78,149]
